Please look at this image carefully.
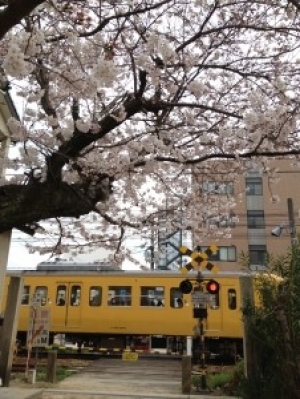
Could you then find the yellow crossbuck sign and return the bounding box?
[179,244,219,274]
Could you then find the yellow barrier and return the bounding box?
[122,351,138,361]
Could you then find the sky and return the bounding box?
[7,229,147,270]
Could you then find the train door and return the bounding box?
[203,289,223,335]
[54,283,82,328]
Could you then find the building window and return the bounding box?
[219,247,236,261]
[198,246,236,262]
[249,245,267,266]
[108,286,132,306]
[89,286,102,306]
[208,213,237,228]
[247,210,265,229]
[202,181,234,195]
[140,286,165,307]
[246,177,263,195]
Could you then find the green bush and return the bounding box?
[191,361,244,396]
[240,242,300,399]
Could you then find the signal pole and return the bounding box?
[193,272,209,392]
[178,244,219,393]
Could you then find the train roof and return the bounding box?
[7,266,255,278]
[36,260,120,272]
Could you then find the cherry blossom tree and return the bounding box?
[1,0,300,261]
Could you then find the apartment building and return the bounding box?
[190,159,300,273]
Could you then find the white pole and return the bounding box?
[186,336,192,356]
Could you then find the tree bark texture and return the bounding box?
[0,0,44,40]
[0,181,100,233]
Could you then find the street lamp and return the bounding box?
[271,198,297,245]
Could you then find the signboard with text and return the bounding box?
[27,307,51,348]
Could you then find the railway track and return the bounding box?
[14,348,184,361]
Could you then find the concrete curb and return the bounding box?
[0,387,43,399]
[41,389,239,399]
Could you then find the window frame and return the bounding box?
[140,286,165,307]
[249,245,267,266]
[108,286,132,306]
[89,286,102,307]
[170,288,183,308]
[199,246,236,262]
[21,285,30,305]
[56,285,66,306]
[228,289,237,310]
[34,286,48,306]
[202,181,234,195]
[70,285,81,306]
[246,177,263,196]
[247,210,265,229]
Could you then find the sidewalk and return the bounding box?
[0,387,42,399]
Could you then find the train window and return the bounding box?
[228,289,237,310]
[170,288,183,308]
[34,286,48,306]
[209,294,220,309]
[21,285,30,305]
[70,285,81,306]
[108,286,131,306]
[140,286,165,307]
[89,286,102,306]
[56,286,66,306]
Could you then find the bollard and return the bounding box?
[46,350,57,383]
[182,355,191,394]
[27,369,36,384]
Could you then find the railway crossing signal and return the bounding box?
[206,279,220,294]
[179,278,220,295]
[179,244,219,274]
[179,279,193,294]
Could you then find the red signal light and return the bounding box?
[206,279,220,294]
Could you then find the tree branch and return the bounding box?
[0,179,108,233]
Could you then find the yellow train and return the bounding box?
[3,262,247,359]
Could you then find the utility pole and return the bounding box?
[0,85,20,388]
[287,198,297,245]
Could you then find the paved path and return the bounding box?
[3,357,239,399]
[43,358,237,398]
[53,358,184,395]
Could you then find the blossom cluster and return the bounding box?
[1,0,300,263]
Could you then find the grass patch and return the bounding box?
[207,371,234,390]
[13,365,77,384]
[192,361,244,396]
[36,365,76,382]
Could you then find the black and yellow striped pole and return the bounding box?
[179,244,219,392]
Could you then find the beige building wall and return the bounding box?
[194,159,300,272]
